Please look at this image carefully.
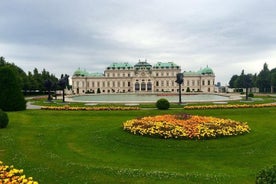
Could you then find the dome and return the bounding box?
[73,68,89,76]
[199,66,214,75]
[134,60,152,69]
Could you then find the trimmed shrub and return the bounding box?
[248,92,254,98]
[0,109,9,128]
[156,98,170,110]
[256,165,276,184]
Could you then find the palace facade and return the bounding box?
[71,60,215,94]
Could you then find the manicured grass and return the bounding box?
[1,108,276,183]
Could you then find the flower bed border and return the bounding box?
[41,105,140,111]
[184,103,276,110]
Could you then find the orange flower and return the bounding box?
[123,114,250,139]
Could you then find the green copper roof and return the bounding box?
[88,72,103,77]
[73,68,89,76]
[73,68,103,77]
[107,62,133,69]
[183,66,214,76]
[134,60,152,69]
[183,71,201,76]
[153,62,180,69]
[198,66,214,75]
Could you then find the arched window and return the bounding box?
[135,82,140,91]
[147,82,152,91]
[141,82,146,91]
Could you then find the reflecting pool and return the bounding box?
[71,93,232,103]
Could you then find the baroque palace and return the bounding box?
[71,60,215,94]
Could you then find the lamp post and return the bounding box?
[175,73,184,104]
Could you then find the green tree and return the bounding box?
[228,75,239,88]
[257,63,271,93]
[243,74,254,100]
[0,66,26,111]
[271,68,276,93]
[0,56,28,90]
[234,70,253,100]
[1,56,59,95]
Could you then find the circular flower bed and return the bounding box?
[123,114,250,139]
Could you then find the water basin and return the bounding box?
[70,93,233,103]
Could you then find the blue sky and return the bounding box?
[1,0,276,85]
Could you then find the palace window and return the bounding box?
[135,82,139,91]
[147,82,152,91]
[141,82,146,91]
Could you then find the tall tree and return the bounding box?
[228,75,239,88]
[256,63,271,93]
[0,56,28,90]
[271,68,276,93]
[233,70,253,100]
[234,70,245,90]
[243,74,254,100]
[0,66,26,111]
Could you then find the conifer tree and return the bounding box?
[0,66,26,111]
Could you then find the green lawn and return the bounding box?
[1,107,276,183]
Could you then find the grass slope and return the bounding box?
[1,108,276,183]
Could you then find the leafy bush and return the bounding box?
[248,92,254,98]
[156,98,170,110]
[0,109,9,128]
[256,165,276,184]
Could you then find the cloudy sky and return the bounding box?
[1,0,276,85]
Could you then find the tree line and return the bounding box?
[0,56,70,111]
[229,63,276,94]
[0,56,69,95]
